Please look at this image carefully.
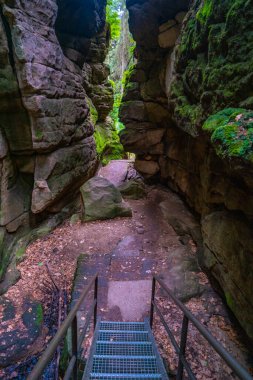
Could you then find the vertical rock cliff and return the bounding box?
[0,0,110,291]
[120,0,253,340]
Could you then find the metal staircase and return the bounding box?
[28,274,253,380]
[83,319,168,379]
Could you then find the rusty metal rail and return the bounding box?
[150,275,253,380]
[28,273,98,380]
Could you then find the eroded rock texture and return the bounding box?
[0,0,109,290]
[121,0,253,339]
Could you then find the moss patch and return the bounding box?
[196,0,213,24]
[170,0,253,134]
[35,304,43,327]
[16,246,26,260]
[87,97,98,125]
[203,108,253,162]
[94,121,124,165]
[225,291,235,310]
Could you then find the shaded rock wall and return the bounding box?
[121,0,253,340]
[0,0,108,290]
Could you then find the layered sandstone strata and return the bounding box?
[120,0,253,339]
[0,0,108,290]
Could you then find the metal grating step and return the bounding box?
[96,342,154,356]
[98,331,150,342]
[100,322,146,331]
[91,357,160,374]
[89,375,162,379]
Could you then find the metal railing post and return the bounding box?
[150,277,156,328]
[94,276,98,330]
[71,316,78,380]
[176,315,189,380]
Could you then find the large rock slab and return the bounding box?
[80,177,132,221]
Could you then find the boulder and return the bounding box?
[135,160,160,176]
[118,179,146,200]
[80,177,132,221]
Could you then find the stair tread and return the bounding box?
[93,355,156,359]
[96,341,154,356]
[90,375,162,379]
[99,330,148,333]
[96,341,152,344]
[92,357,160,374]
[90,374,162,379]
[100,322,146,331]
[98,331,150,342]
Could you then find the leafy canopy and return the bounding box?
[106,0,124,41]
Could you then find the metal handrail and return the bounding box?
[150,275,253,380]
[28,273,98,380]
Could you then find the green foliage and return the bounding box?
[35,304,43,327]
[109,92,124,132]
[203,108,253,162]
[128,35,136,58]
[94,123,124,165]
[196,0,213,23]
[87,97,98,125]
[121,65,134,88]
[106,0,123,41]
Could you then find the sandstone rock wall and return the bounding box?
[0,0,109,291]
[121,0,253,340]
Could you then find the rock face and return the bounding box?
[121,0,253,339]
[120,0,188,179]
[0,0,110,290]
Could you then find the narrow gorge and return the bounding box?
[0,0,252,378]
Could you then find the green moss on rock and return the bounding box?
[94,121,124,165]
[203,108,253,162]
[196,0,213,23]
[35,304,43,327]
[225,291,234,310]
[171,0,253,135]
[87,97,98,125]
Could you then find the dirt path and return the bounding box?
[0,161,252,379]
